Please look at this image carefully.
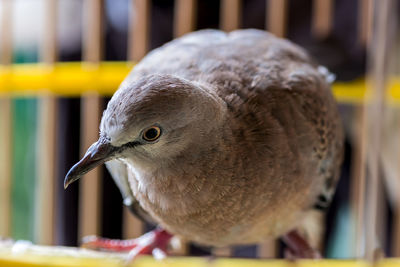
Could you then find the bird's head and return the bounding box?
[64,74,226,188]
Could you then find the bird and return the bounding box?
[64,29,344,259]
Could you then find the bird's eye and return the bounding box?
[142,126,162,142]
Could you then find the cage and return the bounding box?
[0,0,400,266]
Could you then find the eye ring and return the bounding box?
[142,126,162,142]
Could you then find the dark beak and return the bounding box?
[64,137,118,189]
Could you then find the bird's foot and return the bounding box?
[282,230,322,259]
[82,236,137,252]
[82,229,173,260]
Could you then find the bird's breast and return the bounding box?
[125,155,318,247]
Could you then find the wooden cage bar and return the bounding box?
[350,0,375,258]
[256,0,286,258]
[395,22,400,258]
[220,0,241,31]
[34,0,58,245]
[0,0,12,64]
[78,0,103,241]
[170,0,200,255]
[358,0,373,46]
[0,0,13,239]
[213,0,244,256]
[266,0,288,38]
[41,0,58,64]
[312,0,334,38]
[122,0,151,240]
[394,22,400,256]
[258,240,277,259]
[212,0,243,257]
[174,0,197,38]
[128,0,150,63]
[363,0,391,260]
[349,106,367,258]
[310,0,336,254]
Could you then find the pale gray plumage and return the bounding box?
[66,29,344,247]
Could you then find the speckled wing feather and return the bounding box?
[283,69,344,210]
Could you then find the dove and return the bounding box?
[64,29,343,258]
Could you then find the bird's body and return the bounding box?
[66,29,343,249]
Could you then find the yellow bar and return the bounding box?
[0,244,377,267]
[1,62,400,105]
[332,78,367,104]
[13,242,400,267]
[0,62,134,96]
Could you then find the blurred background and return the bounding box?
[0,0,399,260]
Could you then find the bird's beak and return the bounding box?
[64,137,117,189]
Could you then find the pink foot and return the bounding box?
[82,229,173,260]
[282,230,322,259]
[82,236,138,252]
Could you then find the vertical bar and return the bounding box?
[128,0,150,61]
[266,0,288,37]
[122,0,151,240]
[259,1,283,258]
[213,247,232,257]
[350,106,367,257]
[35,0,58,245]
[351,0,373,253]
[358,0,373,46]
[389,0,400,257]
[364,0,390,259]
[174,0,196,37]
[0,0,13,239]
[42,0,58,63]
[83,0,103,63]
[220,0,241,31]
[355,0,392,260]
[0,0,12,64]
[257,241,277,259]
[122,205,142,238]
[79,0,103,240]
[170,0,198,255]
[0,99,11,238]
[395,163,400,254]
[394,30,400,258]
[217,0,244,257]
[312,0,334,38]
[375,176,387,257]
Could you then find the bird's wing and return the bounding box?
[284,65,344,211]
[105,159,157,225]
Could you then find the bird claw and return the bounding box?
[126,242,167,262]
[81,229,172,261]
[282,230,322,259]
[81,235,138,252]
